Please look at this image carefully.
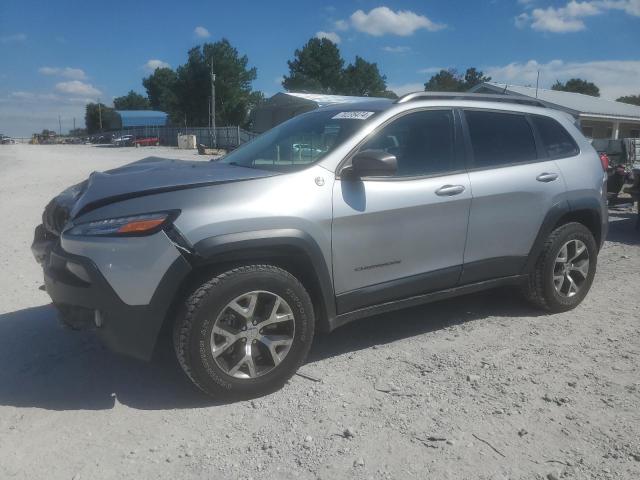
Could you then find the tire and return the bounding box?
[173,264,315,398]
[523,222,597,312]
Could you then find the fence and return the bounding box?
[110,125,257,149]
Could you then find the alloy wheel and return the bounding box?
[210,291,295,379]
[553,239,590,298]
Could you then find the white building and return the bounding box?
[470,82,640,140]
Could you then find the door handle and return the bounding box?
[435,184,465,196]
[536,172,559,183]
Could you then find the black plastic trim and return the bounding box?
[192,229,336,329]
[522,200,570,273]
[336,266,461,314]
[43,243,192,360]
[330,275,527,330]
[460,256,527,285]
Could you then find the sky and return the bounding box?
[0,0,639,136]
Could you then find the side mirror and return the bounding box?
[345,149,397,178]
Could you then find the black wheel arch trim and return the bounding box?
[523,197,603,274]
[192,229,336,331]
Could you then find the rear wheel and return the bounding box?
[174,265,315,398]
[523,222,597,312]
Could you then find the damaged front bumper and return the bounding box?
[32,225,191,361]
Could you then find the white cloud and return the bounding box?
[418,66,447,74]
[143,59,171,72]
[347,6,445,36]
[382,46,411,53]
[194,26,210,38]
[315,31,341,44]
[484,59,640,99]
[38,66,87,80]
[334,19,349,31]
[0,33,26,44]
[54,80,101,97]
[516,0,640,32]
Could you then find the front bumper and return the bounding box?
[33,227,191,361]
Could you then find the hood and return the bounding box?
[68,157,278,218]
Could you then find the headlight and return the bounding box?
[66,211,178,237]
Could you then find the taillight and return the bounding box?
[599,152,609,171]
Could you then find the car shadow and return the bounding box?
[606,210,639,245]
[0,304,214,411]
[308,287,542,363]
[0,287,542,411]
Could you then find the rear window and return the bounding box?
[465,110,537,168]
[531,115,579,159]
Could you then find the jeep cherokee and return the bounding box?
[32,92,608,398]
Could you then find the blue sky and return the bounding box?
[1,0,639,136]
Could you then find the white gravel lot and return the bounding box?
[0,143,639,480]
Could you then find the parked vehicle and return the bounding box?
[90,134,114,144]
[32,92,607,398]
[134,136,160,147]
[112,134,135,147]
[1,136,16,144]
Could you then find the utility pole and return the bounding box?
[73,117,76,132]
[535,70,540,98]
[97,98,103,132]
[210,60,217,148]
[58,114,62,136]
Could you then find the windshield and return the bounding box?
[220,109,381,172]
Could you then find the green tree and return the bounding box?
[424,69,464,92]
[462,67,491,90]
[342,56,395,97]
[113,90,150,110]
[172,39,259,127]
[142,67,179,114]
[282,38,344,94]
[423,67,491,92]
[552,78,600,97]
[84,103,120,134]
[616,94,640,106]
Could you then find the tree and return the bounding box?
[142,67,179,114]
[84,103,120,134]
[113,90,150,110]
[552,78,600,97]
[170,39,258,128]
[282,38,344,94]
[424,69,463,92]
[342,56,396,97]
[462,67,491,90]
[616,94,640,106]
[424,67,491,92]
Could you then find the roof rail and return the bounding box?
[394,91,546,108]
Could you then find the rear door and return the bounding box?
[331,109,471,313]
[459,109,567,284]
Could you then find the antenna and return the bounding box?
[535,70,540,98]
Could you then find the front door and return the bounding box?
[331,109,471,314]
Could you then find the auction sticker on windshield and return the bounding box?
[332,111,375,120]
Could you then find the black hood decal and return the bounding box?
[69,157,279,218]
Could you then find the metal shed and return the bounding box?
[251,92,386,133]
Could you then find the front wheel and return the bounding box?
[523,222,597,312]
[174,265,315,398]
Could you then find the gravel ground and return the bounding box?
[0,144,638,480]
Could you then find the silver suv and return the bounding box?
[32,92,607,398]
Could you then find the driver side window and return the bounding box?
[359,109,456,177]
